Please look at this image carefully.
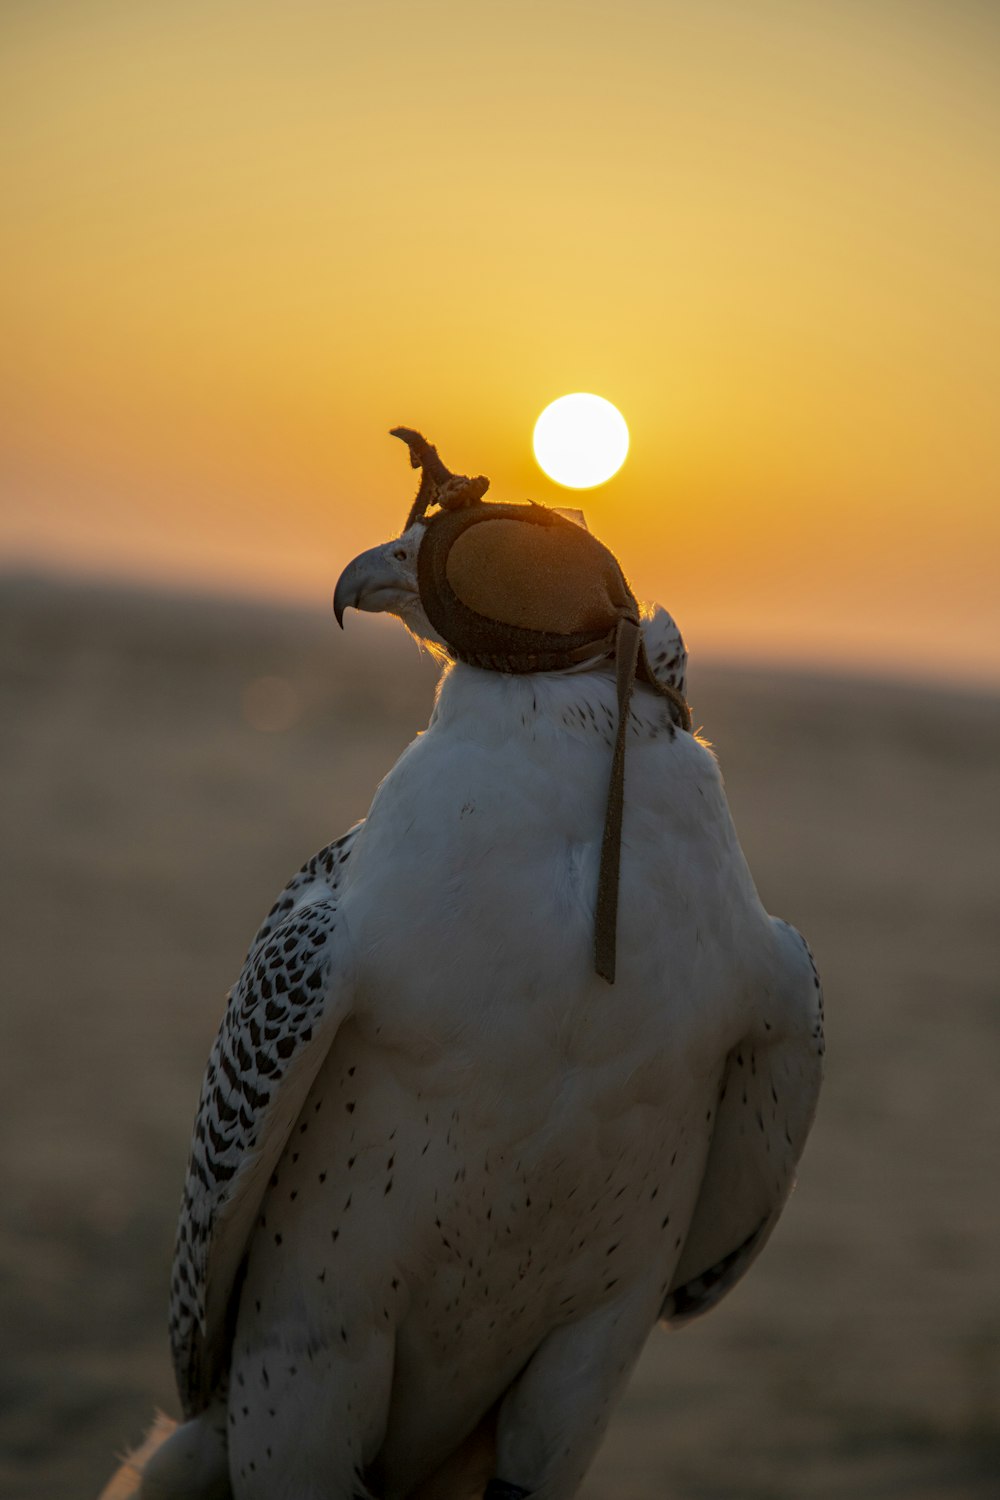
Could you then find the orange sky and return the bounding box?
[3,1,999,683]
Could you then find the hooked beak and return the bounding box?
[333,541,417,628]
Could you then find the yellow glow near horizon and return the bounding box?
[533,395,630,489]
[1,2,999,682]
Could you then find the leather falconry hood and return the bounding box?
[390,426,692,984]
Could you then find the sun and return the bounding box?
[532,393,630,489]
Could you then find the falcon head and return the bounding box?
[332,517,442,648]
[334,428,686,699]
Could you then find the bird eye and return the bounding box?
[393,549,407,561]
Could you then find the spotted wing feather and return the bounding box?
[243,822,363,960]
[170,831,362,1416]
[663,923,824,1324]
[640,604,688,699]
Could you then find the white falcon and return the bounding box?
[142,431,824,1500]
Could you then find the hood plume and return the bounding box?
[391,427,491,527]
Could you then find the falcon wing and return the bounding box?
[242,821,364,960]
[169,827,363,1416]
[662,920,824,1325]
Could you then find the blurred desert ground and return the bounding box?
[1,572,998,1500]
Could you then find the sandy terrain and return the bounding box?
[1,573,997,1499]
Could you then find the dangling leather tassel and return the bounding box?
[594,614,641,984]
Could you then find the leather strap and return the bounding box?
[595,615,641,983]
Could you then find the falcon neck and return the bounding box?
[430,658,617,739]
[427,657,683,985]
[428,657,682,751]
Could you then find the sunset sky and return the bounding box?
[3,1,999,682]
